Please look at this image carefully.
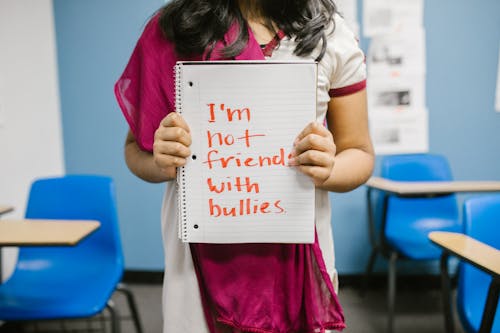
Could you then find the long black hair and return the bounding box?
[159,0,337,60]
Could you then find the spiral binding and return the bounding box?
[174,63,188,242]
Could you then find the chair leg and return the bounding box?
[117,283,144,333]
[387,252,398,333]
[439,252,455,333]
[361,248,379,297]
[478,277,500,333]
[106,299,121,333]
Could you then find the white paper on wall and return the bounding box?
[369,108,429,155]
[363,0,423,37]
[367,75,426,111]
[367,28,426,76]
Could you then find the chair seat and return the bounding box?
[385,218,462,259]
[385,196,461,259]
[0,255,122,320]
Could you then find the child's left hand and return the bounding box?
[289,122,336,186]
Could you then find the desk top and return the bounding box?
[366,177,500,196]
[0,219,100,246]
[429,231,500,277]
[0,205,14,216]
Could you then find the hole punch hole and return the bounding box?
[188,81,193,87]
[192,155,197,160]
[194,224,199,229]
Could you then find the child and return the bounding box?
[115,0,374,332]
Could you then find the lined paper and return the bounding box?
[176,61,317,243]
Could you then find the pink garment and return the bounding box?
[115,14,345,333]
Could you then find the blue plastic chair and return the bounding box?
[457,195,500,333]
[364,153,463,333]
[0,175,143,333]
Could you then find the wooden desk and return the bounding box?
[366,177,500,197]
[0,206,14,216]
[0,219,100,281]
[429,232,500,276]
[430,232,500,333]
[0,219,100,246]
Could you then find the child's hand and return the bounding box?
[153,112,192,171]
[290,122,336,186]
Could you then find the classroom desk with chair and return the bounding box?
[365,176,500,333]
[365,176,500,264]
[0,176,143,333]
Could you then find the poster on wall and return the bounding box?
[367,29,426,76]
[368,75,426,110]
[369,109,429,155]
[365,0,428,155]
[363,0,423,37]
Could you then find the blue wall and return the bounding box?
[53,0,165,270]
[53,0,500,273]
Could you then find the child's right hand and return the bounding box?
[153,112,192,171]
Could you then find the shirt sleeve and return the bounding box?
[328,14,367,98]
[114,14,177,152]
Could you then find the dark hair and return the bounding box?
[159,0,336,60]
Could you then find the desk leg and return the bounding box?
[479,277,499,333]
[440,252,455,333]
[362,188,378,296]
[387,251,397,333]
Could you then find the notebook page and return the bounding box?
[178,61,317,243]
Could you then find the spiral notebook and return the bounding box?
[175,61,317,243]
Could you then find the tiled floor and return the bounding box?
[0,282,466,333]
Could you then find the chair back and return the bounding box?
[19,175,124,281]
[381,153,453,181]
[458,194,500,333]
[381,154,461,259]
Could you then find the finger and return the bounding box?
[155,126,192,147]
[288,150,334,168]
[296,165,331,185]
[294,121,331,143]
[290,150,333,167]
[154,154,188,168]
[293,133,334,156]
[154,140,191,158]
[161,112,190,132]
